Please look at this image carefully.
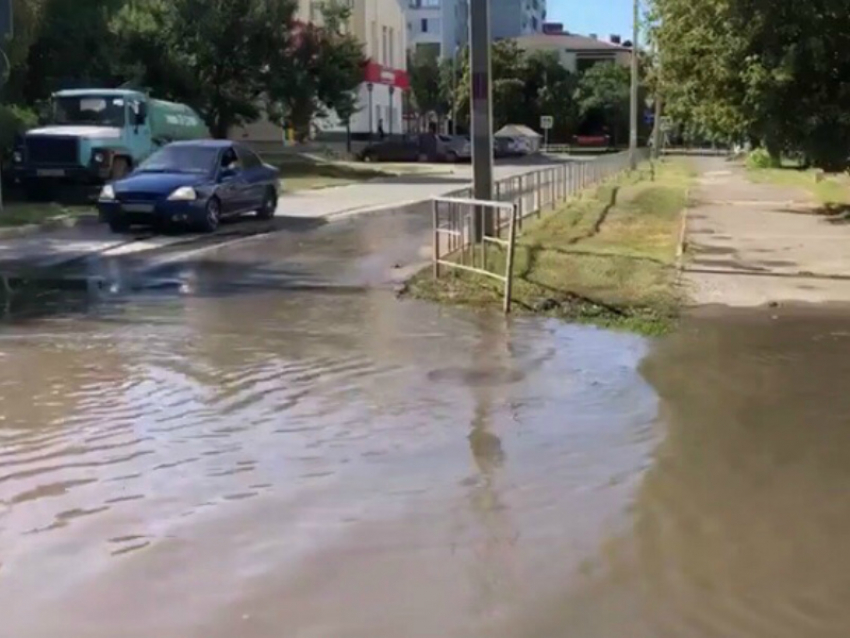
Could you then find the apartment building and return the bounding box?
[491,0,546,39]
[231,0,409,143]
[406,0,469,60]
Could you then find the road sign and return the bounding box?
[540,115,554,130]
[0,0,12,40]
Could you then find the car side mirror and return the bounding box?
[219,167,238,181]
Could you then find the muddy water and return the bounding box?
[2,252,850,635]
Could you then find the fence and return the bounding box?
[432,197,518,313]
[431,149,650,312]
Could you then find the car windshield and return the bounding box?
[137,146,220,174]
[53,95,127,127]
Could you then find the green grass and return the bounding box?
[406,159,695,335]
[747,167,850,206]
[0,202,92,227]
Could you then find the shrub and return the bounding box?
[746,147,780,169]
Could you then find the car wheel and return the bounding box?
[111,157,130,181]
[199,197,221,233]
[362,152,375,163]
[446,151,459,163]
[256,187,278,220]
[108,217,129,233]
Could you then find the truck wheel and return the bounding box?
[256,188,278,220]
[111,157,130,181]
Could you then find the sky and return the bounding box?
[546,0,635,40]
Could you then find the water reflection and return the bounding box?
[516,309,850,638]
[464,312,518,626]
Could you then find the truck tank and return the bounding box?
[148,99,209,143]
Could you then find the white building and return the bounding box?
[513,30,632,74]
[406,0,469,60]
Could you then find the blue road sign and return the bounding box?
[644,110,655,125]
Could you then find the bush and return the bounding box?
[0,103,38,162]
[746,147,780,169]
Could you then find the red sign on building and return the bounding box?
[363,60,410,90]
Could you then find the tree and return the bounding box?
[265,1,365,141]
[20,0,127,102]
[168,0,299,138]
[408,49,444,119]
[1,0,48,103]
[649,0,850,169]
[574,62,631,145]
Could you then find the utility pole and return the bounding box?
[652,77,663,160]
[629,0,640,170]
[469,0,494,238]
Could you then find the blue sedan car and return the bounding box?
[97,140,281,233]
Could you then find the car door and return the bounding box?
[216,147,249,214]
[235,144,268,211]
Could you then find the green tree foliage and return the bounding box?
[650,0,850,169]
[2,0,365,140]
[408,48,447,117]
[264,2,364,140]
[451,41,589,141]
[574,62,631,145]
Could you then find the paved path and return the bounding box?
[276,159,578,218]
[684,158,850,306]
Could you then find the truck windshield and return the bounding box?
[54,96,126,127]
[137,146,219,174]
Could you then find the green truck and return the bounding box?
[11,88,208,195]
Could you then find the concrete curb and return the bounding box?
[0,213,98,240]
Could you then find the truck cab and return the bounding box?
[11,88,207,196]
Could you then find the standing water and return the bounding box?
[1,206,849,636]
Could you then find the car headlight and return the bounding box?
[93,152,105,164]
[168,186,197,201]
[99,184,116,201]
[12,151,22,163]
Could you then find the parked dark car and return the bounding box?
[96,140,280,233]
[359,135,421,162]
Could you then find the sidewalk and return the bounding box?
[683,158,850,306]
[277,160,571,218]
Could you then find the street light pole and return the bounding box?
[629,0,640,170]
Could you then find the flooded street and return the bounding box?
[1,210,850,637]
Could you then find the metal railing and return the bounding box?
[432,197,518,313]
[432,149,650,312]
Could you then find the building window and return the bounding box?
[423,0,440,6]
[382,26,388,65]
[531,16,538,30]
[409,0,421,6]
[371,21,378,60]
[389,27,395,67]
[421,18,428,32]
